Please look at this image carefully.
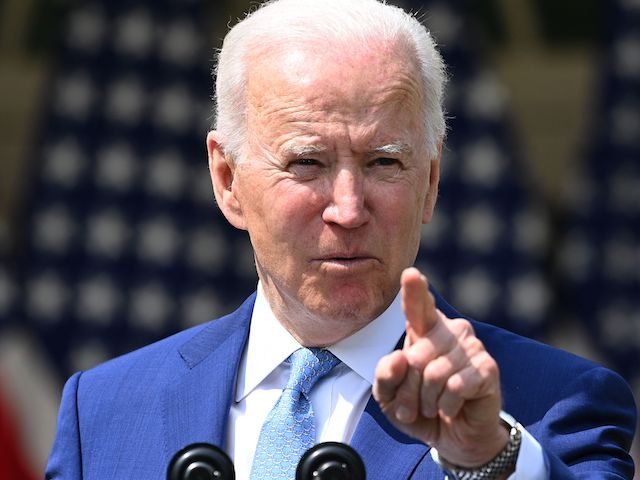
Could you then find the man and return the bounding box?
[46,0,636,479]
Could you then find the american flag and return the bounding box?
[0,1,258,476]
[556,0,640,425]
[405,0,552,341]
[1,0,633,477]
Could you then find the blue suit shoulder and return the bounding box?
[68,295,254,435]
[45,296,255,480]
[81,294,255,386]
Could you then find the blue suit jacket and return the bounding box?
[45,292,636,479]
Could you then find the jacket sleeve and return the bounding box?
[536,365,637,479]
[45,372,83,480]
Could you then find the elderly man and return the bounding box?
[46,1,636,479]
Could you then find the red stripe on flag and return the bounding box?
[0,387,38,480]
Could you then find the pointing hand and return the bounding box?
[372,267,509,469]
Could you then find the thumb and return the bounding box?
[401,267,439,345]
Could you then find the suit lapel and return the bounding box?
[351,396,432,480]
[161,294,255,462]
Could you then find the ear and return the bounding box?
[422,141,442,224]
[207,131,247,230]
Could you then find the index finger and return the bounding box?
[401,267,439,344]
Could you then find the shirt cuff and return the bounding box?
[508,421,548,479]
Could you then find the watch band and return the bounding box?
[432,411,522,480]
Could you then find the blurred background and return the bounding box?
[0,0,638,478]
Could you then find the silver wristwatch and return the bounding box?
[432,412,522,480]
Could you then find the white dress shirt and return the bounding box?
[226,283,547,479]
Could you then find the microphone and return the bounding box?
[296,442,366,480]
[167,443,235,480]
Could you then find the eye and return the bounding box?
[291,158,322,167]
[369,157,401,168]
[373,157,398,167]
[286,158,325,180]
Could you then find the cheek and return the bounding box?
[270,185,324,233]
[242,180,325,246]
[375,188,425,247]
[376,180,424,220]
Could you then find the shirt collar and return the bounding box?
[331,292,405,385]
[235,282,406,402]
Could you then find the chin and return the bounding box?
[310,286,383,324]
[303,308,371,345]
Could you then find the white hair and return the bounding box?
[213,0,447,162]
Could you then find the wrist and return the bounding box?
[432,411,522,480]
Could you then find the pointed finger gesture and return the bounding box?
[373,268,508,467]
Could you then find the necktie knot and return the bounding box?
[286,348,340,395]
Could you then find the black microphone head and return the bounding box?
[296,442,366,480]
[168,443,235,480]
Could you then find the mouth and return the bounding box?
[312,254,379,270]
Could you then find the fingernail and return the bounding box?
[396,406,412,423]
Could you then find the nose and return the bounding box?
[322,168,370,229]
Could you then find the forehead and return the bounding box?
[245,40,424,144]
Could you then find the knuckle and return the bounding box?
[469,353,500,392]
[463,336,485,356]
[451,318,475,338]
[422,366,442,386]
[446,373,465,394]
[483,356,500,380]
[405,340,433,368]
[423,356,450,385]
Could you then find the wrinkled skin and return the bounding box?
[208,40,509,472]
[209,42,437,345]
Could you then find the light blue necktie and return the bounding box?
[249,348,340,480]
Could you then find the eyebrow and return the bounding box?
[283,144,328,157]
[283,141,414,157]
[371,142,413,156]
